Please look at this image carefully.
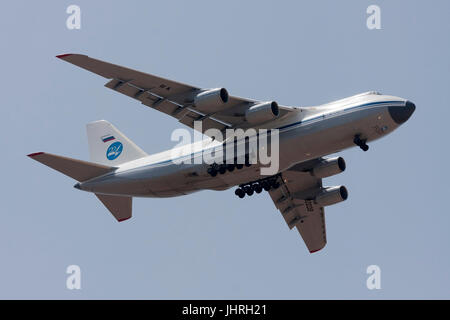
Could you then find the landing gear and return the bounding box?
[354,134,369,152]
[234,188,245,198]
[218,165,227,175]
[207,156,250,177]
[234,175,281,198]
[244,185,254,196]
[207,167,218,177]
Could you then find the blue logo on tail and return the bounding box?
[106,141,123,160]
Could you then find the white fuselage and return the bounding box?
[78,92,411,197]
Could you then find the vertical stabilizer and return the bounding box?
[86,120,147,166]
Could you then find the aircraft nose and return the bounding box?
[389,101,415,124]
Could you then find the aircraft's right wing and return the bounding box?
[268,159,328,253]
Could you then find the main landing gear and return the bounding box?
[354,134,369,152]
[205,156,281,199]
[206,156,251,177]
[234,176,281,199]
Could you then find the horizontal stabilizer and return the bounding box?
[95,194,132,222]
[28,152,114,182]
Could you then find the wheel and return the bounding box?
[262,181,271,191]
[272,181,280,189]
[361,144,369,152]
[208,167,218,177]
[218,165,227,174]
[244,186,254,196]
[227,164,235,172]
[236,163,244,169]
[235,188,245,198]
[254,184,263,194]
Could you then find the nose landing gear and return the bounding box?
[354,134,369,152]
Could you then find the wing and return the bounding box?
[56,54,295,139]
[268,159,327,253]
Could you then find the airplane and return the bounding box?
[28,54,415,253]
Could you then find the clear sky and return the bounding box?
[1,0,449,299]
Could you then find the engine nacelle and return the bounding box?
[245,101,279,124]
[315,186,348,207]
[311,157,346,178]
[194,88,229,113]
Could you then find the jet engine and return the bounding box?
[194,88,229,113]
[315,186,348,207]
[245,101,279,124]
[311,157,346,178]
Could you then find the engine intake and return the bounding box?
[194,88,229,113]
[311,157,346,178]
[245,101,279,124]
[315,186,348,207]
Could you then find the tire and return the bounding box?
[244,186,254,196]
[262,182,271,191]
[235,188,245,198]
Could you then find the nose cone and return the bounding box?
[389,101,416,124]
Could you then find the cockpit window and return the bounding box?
[323,91,383,106]
[357,91,382,97]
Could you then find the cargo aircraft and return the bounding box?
[28,54,415,253]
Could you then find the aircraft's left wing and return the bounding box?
[56,54,295,139]
[269,159,328,253]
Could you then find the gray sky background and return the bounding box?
[1,0,449,299]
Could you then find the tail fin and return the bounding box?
[27,152,114,182]
[95,194,132,222]
[86,120,147,166]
